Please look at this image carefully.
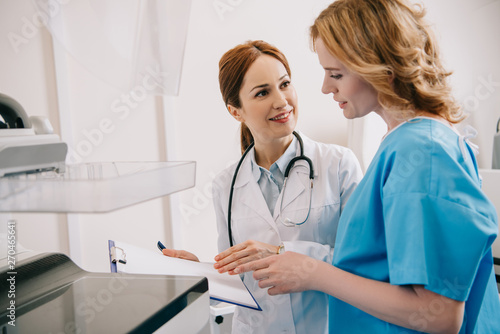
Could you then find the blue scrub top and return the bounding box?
[330,118,500,333]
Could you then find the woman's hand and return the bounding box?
[162,249,200,262]
[233,251,321,295]
[214,240,279,274]
[238,253,465,333]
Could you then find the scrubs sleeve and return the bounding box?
[338,148,363,213]
[283,240,333,263]
[383,193,498,301]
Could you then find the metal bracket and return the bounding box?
[110,246,127,264]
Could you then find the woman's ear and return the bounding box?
[227,105,243,122]
[387,70,395,84]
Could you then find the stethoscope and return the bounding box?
[227,131,314,247]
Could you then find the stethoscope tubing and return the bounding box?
[227,131,314,247]
[227,140,255,248]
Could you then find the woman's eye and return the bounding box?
[281,80,291,88]
[255,90,268,97]
[330,74,343,80]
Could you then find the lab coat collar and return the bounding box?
[292,132,319,179]
[233,147,254,189]
[235,134,312,189]
[249,135,298,184]
[231,155,277,227]
[275,162,309,217]
[231,134,314,224]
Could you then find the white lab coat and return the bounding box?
[212,133,363,334]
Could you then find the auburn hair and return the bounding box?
[218,40,292,153]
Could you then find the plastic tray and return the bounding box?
[0,161,195,213]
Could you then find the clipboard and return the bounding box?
[108,240,261,311]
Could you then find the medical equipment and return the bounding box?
[0,93,196,213]
[0,252,209,333]
[227,131,314,247]
[493,117,500,169]
[0,93,67,177]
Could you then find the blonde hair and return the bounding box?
[310,0,464,123]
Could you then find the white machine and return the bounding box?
[0,93,67,177]
[0,93,210,333]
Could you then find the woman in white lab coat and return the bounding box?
[163,40,362,333]
[213,40,363,334]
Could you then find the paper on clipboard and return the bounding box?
[108,240,261,311]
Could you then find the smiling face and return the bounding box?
[228,54,297,147]
[316,38,381,120]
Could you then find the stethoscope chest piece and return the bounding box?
[227,131,314,246]
[279,172,314,227]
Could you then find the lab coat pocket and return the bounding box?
[277,204,323,243]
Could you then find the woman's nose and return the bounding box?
[321,75,337,95]
[272,90,288,109]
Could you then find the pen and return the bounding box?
[157,241,166,252]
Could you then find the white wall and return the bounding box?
[424,0,500,169]
[1,0,499,269]
[0,0,170,271]
[0,1,70,257]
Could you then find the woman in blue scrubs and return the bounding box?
[234,0,500,333]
